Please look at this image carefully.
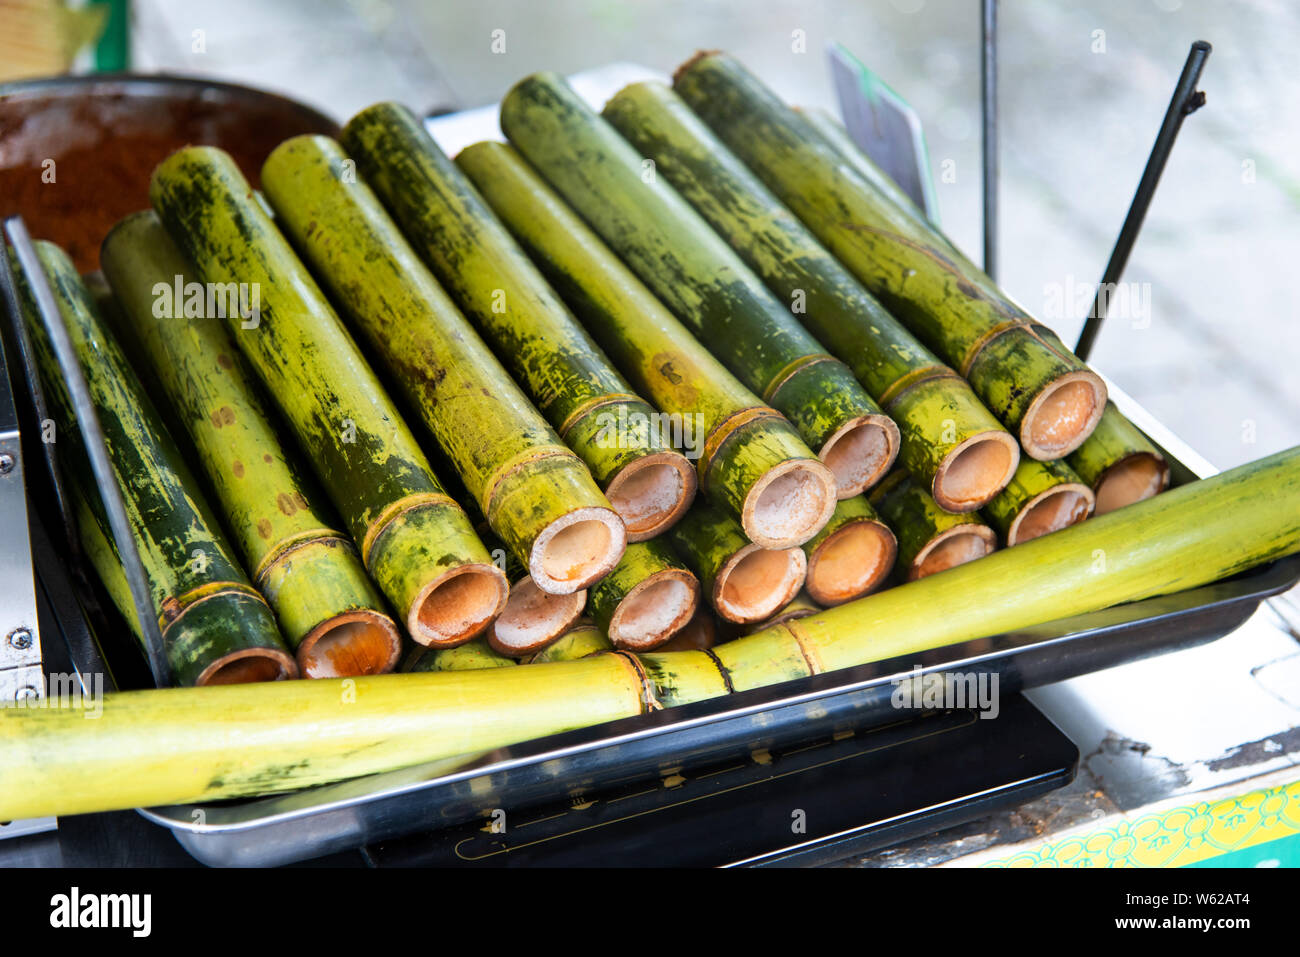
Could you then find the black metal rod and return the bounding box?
[4,219,170,687]
[981,0,998,281]
[1075,40,1211,361]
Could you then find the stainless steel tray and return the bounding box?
[133,384,1300,866]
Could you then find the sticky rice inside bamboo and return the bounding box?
[715,544,807,623]
[604,451,697,540]
[819,414,899,497]
[297,610,403,678]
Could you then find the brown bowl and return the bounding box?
[0,74,339,271]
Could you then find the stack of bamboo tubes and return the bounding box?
[6,51,1177,684]
[9,50,1283,821]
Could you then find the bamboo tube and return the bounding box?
[149,146,508,647]
[498,72,898,499]
[586,540,700,650]
[339,103,693,542]
[260,135,626,595]
[4,445,1299,817]
[14,241,296,686]
[983,458,1095,546]
[800,496,897,606]
[98,212,401,678]
[668,502,806,624]
[672,52,1107,460]
[1068,402,1171,515]
[407,638,517,673]
[743,592,822,635]
[869,471,997,580]
[604,81,1020,512]
[526,621,613,663]
[455,140,836,549]
[655,607,718,653]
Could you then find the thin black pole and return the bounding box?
[1075,40,1210,362]
[981,0,998,280]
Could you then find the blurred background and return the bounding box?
[3,0,1298,470]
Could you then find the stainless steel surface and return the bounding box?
[0,307,42,696]
[0,432,40,686]
[4,218,169,687]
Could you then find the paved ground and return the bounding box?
[131,0,1300,470]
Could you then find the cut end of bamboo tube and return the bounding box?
[910,525,997,581]
[805,520,898,607]
[714,543,808,624]
[1007,483,1096,546]
[933,431,1021,512]
[819,414,900,498]
[488,577,587,656]
[604,451,697,541]
[196,647,299,686]
[1094,453,1170,516]
[1020,371,1107,460]
[408,563,511,647]
[742,459,837,549]
[607,568,700,651]
[529,505,628,594]
[654,606,718,653]
[297,610,403,678]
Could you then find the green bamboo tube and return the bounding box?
[668,502,807,624]
[4,445,1299,816]
[604,81,1020,513]
[339,104,693,542]
[455,140,837,549]
[407,637,517,673]
[800,496,897,606]
[261,135,627,597]
[869,471,998,581]
[1068,402,1171,516]
[499,72,899,500]
[983,458,1095,547]
[673,53,1107,461]
[526,621,613,663]
[586,540,700,651]
[149,146,508,647]
[742,592,822,635]
[14,241,296,686]
[98,212,402,678]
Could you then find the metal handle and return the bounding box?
[1074,41,1211,361]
